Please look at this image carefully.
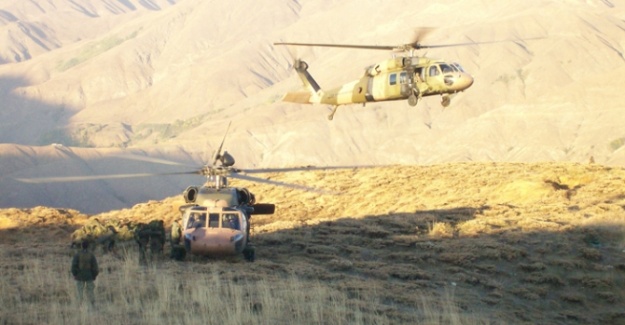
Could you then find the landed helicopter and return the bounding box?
[171,123,349,262]
[275,30,531,120]
[15,124,352,262]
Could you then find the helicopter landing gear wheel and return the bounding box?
[408,94,419,106]
[441,95,451,108]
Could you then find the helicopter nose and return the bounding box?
[458,73,474,90]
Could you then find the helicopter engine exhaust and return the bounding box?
[250,203,275,215]
[183,186,198,203]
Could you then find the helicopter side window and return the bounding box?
[222,214,240,230]
[389,73,397,86]
[429,65,440,77]
[208,213,220,228]
[415,67,424,82]
[399,71,408,84]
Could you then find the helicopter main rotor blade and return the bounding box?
[230,173,336,194]
[14,170,201,184]
[274,41,480,51]
[275,42,396,51]
[239,165,372,174]
[414,37,543,49]
[109,153,198,168]
[275,36,543,52]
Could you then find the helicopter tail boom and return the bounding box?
[282,60,323,104]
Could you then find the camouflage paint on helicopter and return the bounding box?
[275,31,536,120]
[281,56,472,119]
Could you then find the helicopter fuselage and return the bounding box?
[282,56,474,120]
[177,184,274,260]
[180,205,250,256]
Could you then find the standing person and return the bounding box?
[148,220,166,257]
[170,220,181,247]
[170,220,185,261]
[134,223,150,265]
[71,240,99,306]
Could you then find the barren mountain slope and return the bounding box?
[1,0,625,212]
[1,162,624,324]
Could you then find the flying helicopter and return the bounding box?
[14,123,354,262]
[275,30,531,120]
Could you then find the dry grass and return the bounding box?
[1,162,625,324]
[0,245,478,325]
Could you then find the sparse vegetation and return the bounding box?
[36,116,206,148]
[37,124,103,148]
[1,162,625,324]
[58,37,124,71]
[133,116,206,144]
[57,30,140,72]
[0,243,479,325]
[493,73,516,86]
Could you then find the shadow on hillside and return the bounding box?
[248,208,625,325]
[0,76,73,145]
[0,75,207,213]
[0,203,624,324]
[0,151,201,214]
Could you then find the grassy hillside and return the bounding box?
[1,162,624,324]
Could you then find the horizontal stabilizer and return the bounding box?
[282,91,312,104]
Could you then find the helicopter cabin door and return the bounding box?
[400,70,414,97]
[369,71,408,101]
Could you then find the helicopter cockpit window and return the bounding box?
[208,213,220,228]
[429,65,440,77]
[187,213,207,229]
[222,214,240,230]
[389,73,397,85]
[186,216,195,229]
[440,64,453,74]
[452,63,465,72]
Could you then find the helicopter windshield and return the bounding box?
[440,63,454,74]
[208,213,220,228]
[187,212,207,229]
[222,213,241,230]
[452,63,465,72]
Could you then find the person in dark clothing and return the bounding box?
[148,220,166,257]
[134,223,150,264]
[71,240,99,305]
